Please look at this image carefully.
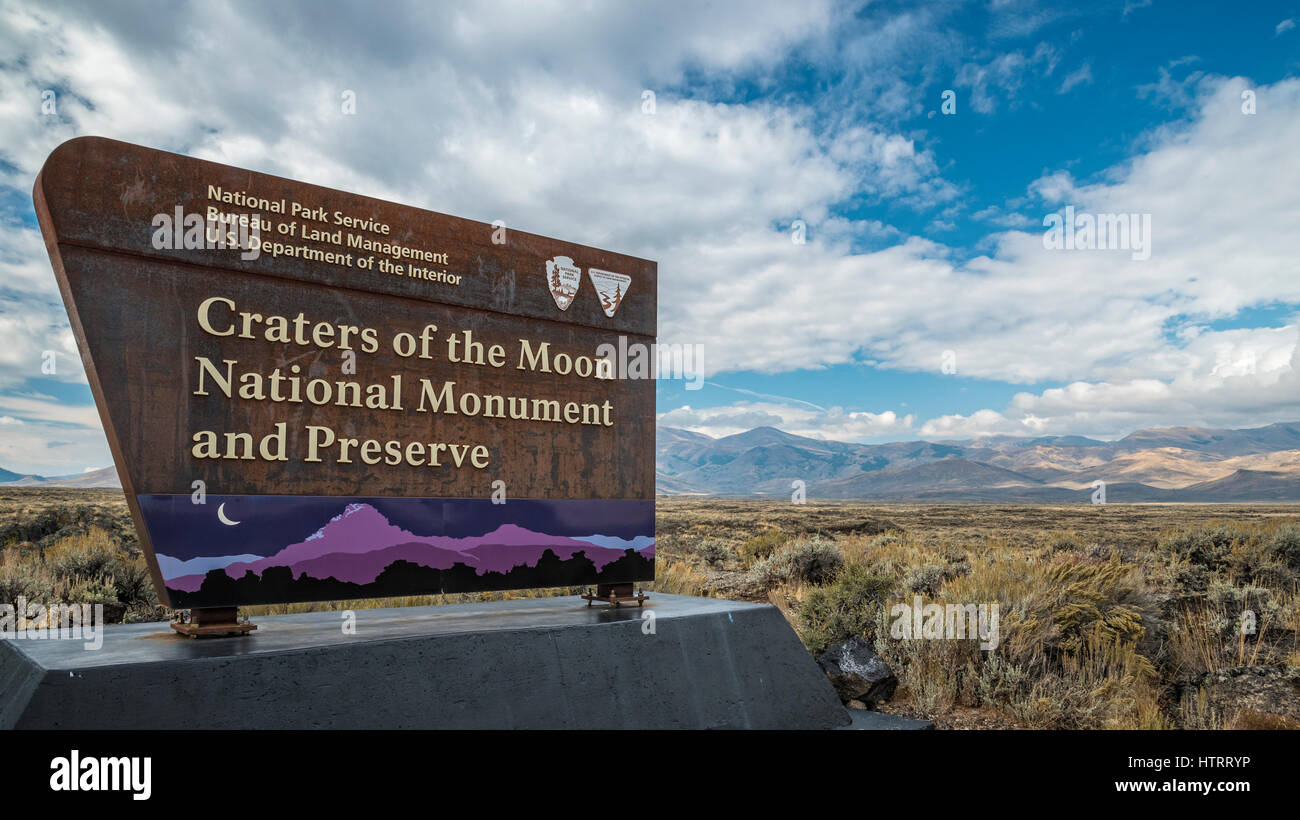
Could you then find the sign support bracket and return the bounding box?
[171,607,258,638]
[581,582,648,607]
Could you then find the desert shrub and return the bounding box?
[945,555,972,579]
[654,502,1300,728]
[63,575,119,605]
[966,630,1166,729]
[0,505,76,547]
[875,605,987,714]
[913,547,1160,726]
[112,558,157,608]
[839,530,968,584]
[1205,577,1275,616]
[1153,520,1299,591]
[974,653,1033,707]
[1265,523,1300,569]
[738,529,787,563]
[1043,557,1151,656]
[752,537,843,588]
[848,531,908,565]
[48,529,123,580]
[0,527,158,619]
[1167,580,1286,675]
[0,560,56,610]
[1159,524,1243,569]
[885,637,964,714]
[939,549,1154,668]
[1169,604,1243,677]
[696,538,730,566]
[1046,531,1084,552]
[795,562,893,653]
[1003,633,1163,729]
[1178,686,1225,730]
[902,563,949,596]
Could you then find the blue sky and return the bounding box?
[1,0,1299,474]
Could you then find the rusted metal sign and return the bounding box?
[35,137,656,608]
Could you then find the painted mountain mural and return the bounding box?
[139,495,654,608]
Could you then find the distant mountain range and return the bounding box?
[7,422,1300,502]
[0,465,121,488]
[656,423,1300,502]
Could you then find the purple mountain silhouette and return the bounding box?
[164,503,654,591]
[288,542,480,585]
[264,502,427,563]
[465,540,620,574]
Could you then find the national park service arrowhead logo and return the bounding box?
[587,268,631,318]
[545,255,581,311]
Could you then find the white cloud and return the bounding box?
[658,401,913,440]
[1122,0,1154,20]
[918,409,1020,439]
[0,392,108,474]
[0,393,102,428]
[1058,62,1093,93]
[955,43,1060,113]
[972,204,1035,228]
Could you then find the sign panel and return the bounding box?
[34,137,656,609]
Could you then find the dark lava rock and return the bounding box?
[814,519,899,537]
[817,635,897,706]
[1193,665,1300,722]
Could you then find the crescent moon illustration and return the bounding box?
[217,502,241,526]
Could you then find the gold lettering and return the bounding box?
[197,297,236,337]
[517,339,551,372]
[305,425,335,462]
[194,357,234,397]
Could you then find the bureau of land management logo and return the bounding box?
[587,268,631,318]
[545,255,581,310]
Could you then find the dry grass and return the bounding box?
[0,519,162,624]
[648,559,710,597]
[657,498,1300,730]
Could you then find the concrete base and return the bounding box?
[0,593,850,730]
[838,708,933,730]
